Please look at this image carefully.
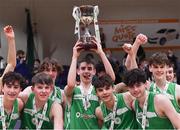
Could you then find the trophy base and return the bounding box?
[78,36,97,51]
[77,43,97,51]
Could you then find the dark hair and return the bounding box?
[34,59,40,64]
[77,57,95,68]
[95,62,105,74]
[148,52,169,66]
[17,50,25,56]
[39,57,62,74]
[93,74,114,90]
[123,68,146,87]
[167,62,175,72]
[31,72,53,86]
[2,71,26,89]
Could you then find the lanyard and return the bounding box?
[79,84,93,111]
[33,98,48,130]
[141,91,149,130]
[109,95,117,130]
[0,95,15,130]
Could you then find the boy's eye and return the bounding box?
[87,67,93,71]
[105,86,110,90]
[80,67,86,70]
[37,86,43,89]
[45,86,50,89]
[97,88,103,92]
[6,84,12,88]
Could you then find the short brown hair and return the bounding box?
[149,52,169,66]
[39,57,62,74]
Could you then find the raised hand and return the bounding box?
[73,40,84,58]
[90,36,103,55]
[135,33,148,45]
[122,43,133,56]
[4,25,15,40]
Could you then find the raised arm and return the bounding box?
[124,34,147,70]
[64,40,82,97]
[91,37,115,81]
[0,25,16,93]
[122,43,138,70]
[2,25,16,76]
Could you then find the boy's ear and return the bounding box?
[149,65,152,72]
[145,80,150,89]
[31,86,34,91]
[93,68,96,75]
[77,68,80,75]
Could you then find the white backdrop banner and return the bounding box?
[98,19,180,48]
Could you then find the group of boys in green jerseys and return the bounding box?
[64,33,180,129]
[120,33,180,129]
[19,58,65,129]
[0,26,64,130]
[1,26,180,130]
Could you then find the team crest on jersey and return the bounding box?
[32,118,38,125]
[114,117,121,124]
[76,112,96,119]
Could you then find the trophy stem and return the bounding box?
[83,27,91,43]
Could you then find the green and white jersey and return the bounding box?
[101,94,137,129]
[0,98,19,129]
[65,85,100,129]
[150,82,180,112]
[21,93,54,129]
[49,86,63,104]
[135,92,174,129]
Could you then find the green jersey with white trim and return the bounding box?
[101,94,137,129]
[149,82,180,112]
[135,92,174,129]
[0,99,19,129]
[49,86,63,104]
[65,85,99,129]
[21,93,53,129]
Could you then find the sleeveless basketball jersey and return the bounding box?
[149,82,180,112]
[0,99,19,129]
[49,86,63,104]
[21,93,53,129]
[101,94,137,129]
[135,92,174,129]
[65,85,99,129]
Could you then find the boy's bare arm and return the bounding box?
[64,40,82,97]
[91,37,115,81]
[51,102,63,129]
[0,25,16,93]
[95,106,104,128]
[124,34,147,70]
[155,94,180,129]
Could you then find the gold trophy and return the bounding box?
[72,5,101,50]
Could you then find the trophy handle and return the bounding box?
[72,6,81,39]
[94,6,101,43]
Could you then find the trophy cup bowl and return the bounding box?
[78,5,97,51]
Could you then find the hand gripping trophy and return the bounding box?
[72,5,101,50]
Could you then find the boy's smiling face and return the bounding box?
[2,81,21,101]
[149,64,167,81]
[77,62,96,84]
